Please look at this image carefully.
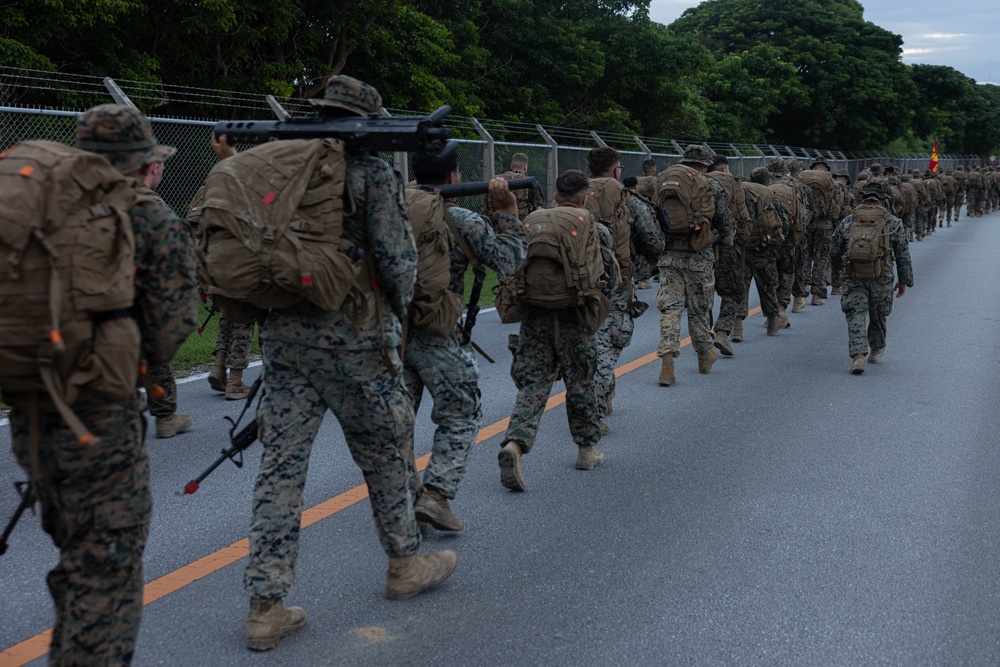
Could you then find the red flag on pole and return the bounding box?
[930,140,939,174]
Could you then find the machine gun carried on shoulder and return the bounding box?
[182,377,263,495]
[213,105,457,160]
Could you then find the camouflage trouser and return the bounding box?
[403,327,481,499]
[504,307,600,453]
[214,318,254,370]
[740,245,781,318]
[714,242,745,336]
[594,305,634,419]
[805,220,833,298]
[913,206,926,236]
[146,362,177,419]
[967,189,981,216]
[633,255,651,282]
[776,238,808,308]
[902,212,914,232]
[839,274,895,357]
[656,250,715,355]
[945,195,956,222]
[245,342,419,599]
[9,395,150,667]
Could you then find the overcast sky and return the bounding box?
[648,0,1000,85]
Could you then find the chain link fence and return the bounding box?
[0,69,985,217]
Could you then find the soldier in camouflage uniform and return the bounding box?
[198,132,257,401]
[924,171,944,231]
[498,170,616,491]
[6,104,198,666]
[940,170,957,225]
[405,151,526,531]
[122,154,196,439]
[898,174,918,242]
[656,145,735,384]
[243,76,456,652]
[587,147,663,432]
[766,158,810,315]
[966,166,984,217]
[706,154,751,356]
[953,166,967,219]
[784,158,821,308]
[482,152,545,222]
[623,175,656,290]
[830,170,854,294]
[831,181,913,375]
[910,169,931,239]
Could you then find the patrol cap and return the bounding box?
[749,166,772,185]
[680,144,714,166]
[308,74,382,116]
[76,104,176,174]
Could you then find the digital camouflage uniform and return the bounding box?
[656,178,735,357]
[831,203,914,359]
[739,180,790,322]
[403,204,526,500]
[214,318,254,370]
[503,214,617,455]
[594,193,663,418]
[8,105,198,666]
[244,152,421,599]
[707,171,750,338]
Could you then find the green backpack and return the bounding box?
[191,138,365,323]
[405,187,464,337]
[0,140,142,443]
[655,164,716,252]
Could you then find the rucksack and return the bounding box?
[655,164,716,252]
[497,207,610,334]
[0,140,142,440]
[585,177,634,285]
[191,138,363,323]
[481,170,539,222]
[404,187,464,337]
[846,205,894,280]
[798,169,837,220]
[705,171,751,240]
[741,182,785,249]
[636,175,658,201]
[768,181,805,244]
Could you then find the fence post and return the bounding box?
[265,95,290,121]
[537,125,558,201]
[103,78,137,109]
[590,131,608,148]
[729,143,743,178]
[634,136,653,161]
[472,118,495,181]
[379,109,408,183]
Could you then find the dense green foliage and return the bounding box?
[3,0,998,154]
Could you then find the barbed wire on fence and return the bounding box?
[0,67,984,217]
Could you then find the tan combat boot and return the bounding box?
[851,354,865,375]
[246,597,307,651]
[575,445,605,470]
[697,348,717,374]
[658,355,675,386]
[811,295,825,306]
[869,347,886,363]
[207,350,227,393]
[731,318,744,342]
[791,296,807,313]
[155,414,192,439]
[714,331,734,357]
[385,550,457,601]
[414,488,464,532]
[599,420,610,436]
[768,310,790,335]
[498,440,526,491]
[225,368,251,400]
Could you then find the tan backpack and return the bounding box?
[498,207,610,333]
[741,182,785,249]
[798,170,837,219]
[769,181,805,244]
[0,140,142,442]
[585,177,634,285]
[404,187,464,337]
[191,138,363,323]
[706,171,751,240]
[636,175,658,201]
[846,205,894,280]
[655,164,716,252]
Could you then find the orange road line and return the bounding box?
[0,309,759,665]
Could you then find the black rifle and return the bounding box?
[197,300,219,334]
[182,377,263,495]
[435,176,540,200]
[213,105,457,159]
[0,481,33,556]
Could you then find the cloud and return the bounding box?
[922,33,967,39]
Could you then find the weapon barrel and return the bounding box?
[436,177,539,199]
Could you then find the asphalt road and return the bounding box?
[3,210,1000,666]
